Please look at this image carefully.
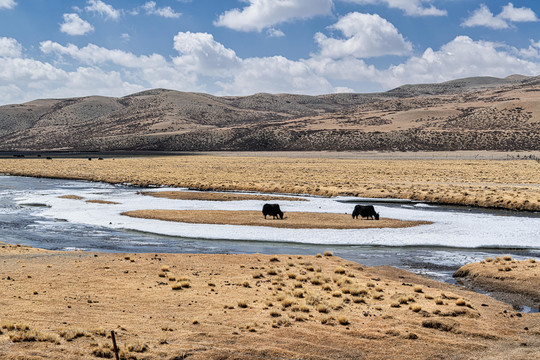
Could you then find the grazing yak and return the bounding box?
[262,204,284,219]
[352,205,379,220]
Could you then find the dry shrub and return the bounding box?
[323,251,333,257]
[269,256,280,262]
[237,300,248,308]
[242,281,251,288]
[409,305,422,312]
[422,319,455,332]
[161,265,170,272]
[413,286,423,293]
[281,298,295,308]
[320,316,335,325]
[267,268,278,276]
[287,272,297,279]
[252,272,264,279]
[337,316,350,325]
[456,299,466,306]
[334,267,346,274]
[1,322,30,331]
[59,329,89,341]
[317,304,330,313]
[9,330,59,344]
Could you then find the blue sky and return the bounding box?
[1,0,540,105]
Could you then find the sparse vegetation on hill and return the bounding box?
[0,75,539,151]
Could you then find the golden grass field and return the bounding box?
[0,153,539,211]
[2,243,540,360]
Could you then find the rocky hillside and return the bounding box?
[0,75,539,151]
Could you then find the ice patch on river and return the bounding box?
[13,185,540,248]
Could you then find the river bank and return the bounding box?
[2,242,540,359]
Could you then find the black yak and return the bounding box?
[262,204,284,219]
[352,205,379,220]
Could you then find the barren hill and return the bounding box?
[1,75,539,151]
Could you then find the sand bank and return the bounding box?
[122,209,429,229]
[1,243,540,359]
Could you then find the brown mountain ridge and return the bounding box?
[1,75,539,151]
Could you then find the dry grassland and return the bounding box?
[0,154,539,211]
[2,243,540,360]
[122,210,430,229]
[454,257,540,309]
[140,191,306,202]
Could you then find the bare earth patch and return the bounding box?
[140,191,307,202]
[1,243,540,359]
[122,210,429,229]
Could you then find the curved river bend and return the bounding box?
[1,175,539,288]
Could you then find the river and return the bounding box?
[1,175,539,288]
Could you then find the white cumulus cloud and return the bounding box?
[0,37,22,58]
[214,0,333,32]
[142,1,181,18]
[85,0,121,20]
[341,0,446,16]
[314,12,412,58]
[0,0,16,9]
[60,13,94,36]
[173,32,241,76]
[40,41,167,69]
[499,2,538,22]
[462,3,538,29]
[381,36,540,88]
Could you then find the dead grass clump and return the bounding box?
[267,268,278,276]
[281,298,295,308]
[320,316,335,325]
[237,300,248,308]
[413,286,423,293]
[334,267,346,274]
[9,330,59,344]
[127,342,149,353]
[422,319,456,332]
[337,316,350,325]
[253,272,264,279]
[269,256,280,262]
[2,322,30,331]
[59,329,89,341]
[317,304,330,313]
[409,305,422,312]
[161,265,170,272]
[287,272,297,279]
[456,299,466,306]
[323,251,333,257]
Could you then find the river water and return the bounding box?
[1,175,539,288]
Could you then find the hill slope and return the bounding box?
[0,75,539,151]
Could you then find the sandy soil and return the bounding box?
[0,154,539,211]
[2,242,540,360]
[454,257,540,310]
[122,210,430,229]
